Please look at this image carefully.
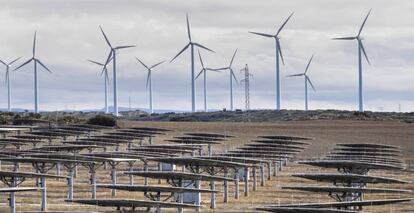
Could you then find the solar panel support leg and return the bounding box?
[128,162,134,186]
[267,162,272,180]
[223,170,228,202]
[178,179,184,213]
[260,163,265,187]
[234,176,239,199]
[156,192,161,213]
[208,144,212,156]
[195,179,201,212]
[279,161,282,172]
[56,162,61,178]
[252,167,257,191]
[68,168,74,200]
[143,161,148,185]
[157,163,162,184]
[111,165,117,196]
[210,180,216,209]
[9,177,16,213]
[244,167,249,197]
[91,171,97,199]
[40,177,47,211]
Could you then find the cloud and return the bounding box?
[0,0,413,112]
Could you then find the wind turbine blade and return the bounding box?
[193,43,214,53]
[359,40,371,65]
[206,68,221,72]
[248,31,274,38]
[99,26,112,48]
[304,54,314,74]
[229,49,238,67]
[286,73,304,77]
[5,70,9,85]
[186,13,192,42]
[197,50,204,68]
[33,31,37,57]
[88,60,104,66]
[13,59,33,71]
[0,59,7,66]
[358,9,372,37]
[277,39,285,65]
[104,51,113,67]
[211,67,228,71]
[105,70,110,83]
[195,69,204,80]
[9,57,21,65]
[306,76,316,92]
[136,57,149,69]
[170,43,190,62]
[146,71,151,89]
[150,60,165,69]
[100,67,106,76]
[114,45,136,50]
[231,70,238,84]
[36,59,52,73]
[276,12,294,36]
[332,37,357,40]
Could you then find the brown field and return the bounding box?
[1,120,413,212]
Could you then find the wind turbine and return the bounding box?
[287,55,316,111]
[14,31,52,113]
[99,26,135,116]
[195,50,219,112]
[135,58,165,114]
[0,57,21,112]
[211,49,238,111]
[249,12,294,111]
[333,9,372,112]
[170,13,214,112]
[88,58,111,113]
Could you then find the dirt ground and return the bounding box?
[0,120,413,212]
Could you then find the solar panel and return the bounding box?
[66,198,199,209]
[0,187,40,193]
[97,184,217,193]
[291,173,411,184]
[282,185,411,193]
[298,160,406,170]
[124,171,234,182]
[256,207,365,213]
[265,198,413,208]
[259,135,312,141]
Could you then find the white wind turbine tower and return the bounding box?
[135,58,165,114]
[100,26,135,116]
[195,50,219,112]
[0,57,21,112]
[287,55,316,111]
[14,31,52,113]
[88,58,111,113]
[249,12,294,111]
[170,14,214,112]
[333,9,372,112]
[212,49,238,111]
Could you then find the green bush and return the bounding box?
[87,115,117,127]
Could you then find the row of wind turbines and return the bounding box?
[1,10,372,116]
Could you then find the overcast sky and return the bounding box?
[0,0,413,112]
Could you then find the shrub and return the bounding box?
[87,115,117,127]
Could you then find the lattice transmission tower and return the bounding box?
[240,64,252,110]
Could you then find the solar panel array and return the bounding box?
[257,143,413,212]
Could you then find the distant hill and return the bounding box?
[130,109,414,123]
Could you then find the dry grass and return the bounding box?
[0,120,413,212]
